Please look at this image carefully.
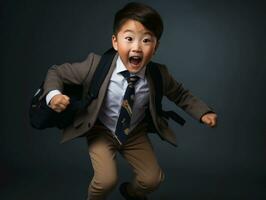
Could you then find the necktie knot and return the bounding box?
[121,71,139,87]
[127,76,139,87]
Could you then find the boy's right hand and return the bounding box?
[49,94,70,112]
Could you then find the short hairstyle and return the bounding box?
[113,2,164,40]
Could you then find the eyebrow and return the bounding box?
[123,29,134,34]
[123,29,153,36]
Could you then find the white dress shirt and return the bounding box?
[98,56,149,134]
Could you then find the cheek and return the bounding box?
[118,44,129,55]
[145,48,156,58]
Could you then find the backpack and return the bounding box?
[29,48,185,130]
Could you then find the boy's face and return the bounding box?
[112,19,158,73]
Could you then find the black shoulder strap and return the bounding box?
[147,61,186,126]
[81,48,117,107]
[148,61,163,113]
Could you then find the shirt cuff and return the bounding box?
[46,90,61,105]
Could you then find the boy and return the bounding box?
[43,2,217,200]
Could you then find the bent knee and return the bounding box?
[91,174,119,192]
[138,169,164,191]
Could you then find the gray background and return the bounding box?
[1,0,266,199]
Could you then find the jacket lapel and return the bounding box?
[96,53,118,108]
[73,53,118,128]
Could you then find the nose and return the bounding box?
[132,41,142,53]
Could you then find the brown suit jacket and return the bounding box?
[42,52,213,146]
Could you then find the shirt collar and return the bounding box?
[116,56,146,79]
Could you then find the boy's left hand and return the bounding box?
[201,113,217,128]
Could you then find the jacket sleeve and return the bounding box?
[159,65,214,121]
[41,53,96,98]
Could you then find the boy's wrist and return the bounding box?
[46,90,62,105]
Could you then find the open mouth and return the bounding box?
[129,56,142,66]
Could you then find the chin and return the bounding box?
[127,64,145,73]
[127,67,141,74]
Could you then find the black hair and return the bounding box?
[113,2,164,40]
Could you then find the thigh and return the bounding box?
[121,133,162,179]
[87,132,118,181]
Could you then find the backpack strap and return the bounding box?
[148,61,163,114]
[147,61,186,126]
[87,48,117,101]
[73,48,117,109]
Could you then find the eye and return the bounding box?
[125,37,133,42]
[143,38,151,43]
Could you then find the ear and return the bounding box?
[112,35,118,51]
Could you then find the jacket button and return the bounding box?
[88,122,91,128]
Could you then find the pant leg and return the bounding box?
[86,126,119,200]
[121,132,165,198]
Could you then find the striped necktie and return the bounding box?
[114,71,140,144]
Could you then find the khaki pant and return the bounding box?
[86,121,164,200]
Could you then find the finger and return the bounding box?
[204,117,211,125]
[59,98,70,106]
[212,116,218,123]
[51,103,67,112]
[62,95,70,103]
[54,95,70,106]
[52,97,63,106]
[52,95,69,104]
[57,103,67,110]
[207,118,216,127]
[208,121,213,127]
[52,105,63,113]
[209,121,215,127]
[62,94,70,100]
[210,119,217,128]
